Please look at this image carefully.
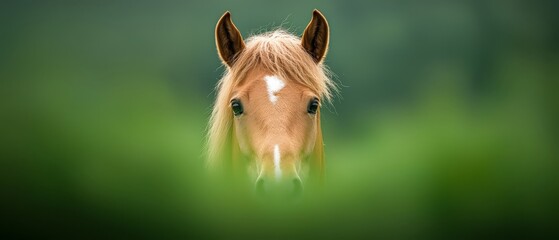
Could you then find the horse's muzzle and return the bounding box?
[255,177,303,197]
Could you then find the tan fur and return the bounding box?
[208,12,335,185]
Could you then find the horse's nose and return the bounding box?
[255,177,303,197]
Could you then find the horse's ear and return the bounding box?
[301,10,330,63]
[215,11,245,67]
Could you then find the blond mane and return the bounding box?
[207,29,336,167]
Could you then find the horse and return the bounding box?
[207,10,336,195]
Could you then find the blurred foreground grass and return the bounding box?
[2,64,556,238]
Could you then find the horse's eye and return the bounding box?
[231,99,244,116]
[307,98,319,114]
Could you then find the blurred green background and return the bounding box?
[1,0,558,238]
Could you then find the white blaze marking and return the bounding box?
[273,144,281,180]
[263,75,285,104]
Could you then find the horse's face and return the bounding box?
[213,10,330,195]
[231,70,320,193]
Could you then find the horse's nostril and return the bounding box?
[292,178,303,196]
[255,178,266,194]
[254,178,303,197]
